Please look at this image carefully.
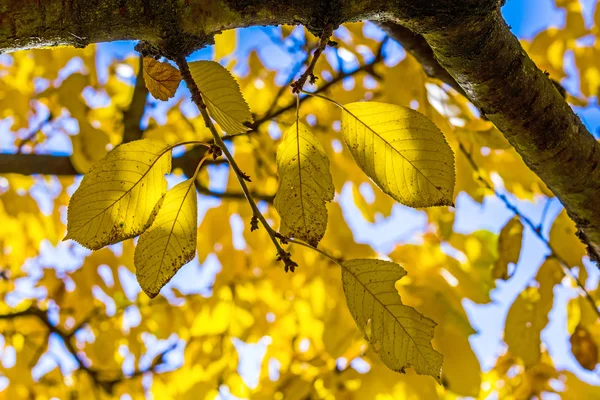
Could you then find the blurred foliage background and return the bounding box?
[1,0,600,398]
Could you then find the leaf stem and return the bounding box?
[191,153,210,181]
[174,55,297,272]
[300,89,344,109]
[291,23,334,93]
[286,237,343,268]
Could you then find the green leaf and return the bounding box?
[65,139,171,250]
[341,259,443,382]
[274,122,334,246]
[188,60,252,134]
[134,177,198,298]
[340,102,455,207]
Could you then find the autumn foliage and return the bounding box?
[1,4,600,399]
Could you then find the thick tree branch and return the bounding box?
[412,8,600,263]
[375,22,466,97]
[2,0,600,257]
[0,150,225,176]
[121,55,148,143]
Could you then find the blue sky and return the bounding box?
[1,0,599,397]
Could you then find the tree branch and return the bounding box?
[174,54,297,272]
[0,150,226,176]
[458,141,600,319]
[2,0,600,257]
[0,305,176,393]
[375,22,466,97]
[121,55,148,143]
[413,9,600,264]
[290,23,334,93]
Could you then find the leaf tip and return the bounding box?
[143,287,159,299]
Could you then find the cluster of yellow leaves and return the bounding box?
[1,10,600,399]
[66,58,253,299]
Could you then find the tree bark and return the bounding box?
[2,0,600,261]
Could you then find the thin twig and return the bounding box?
[174,55,297,272]
[291,23,334,93]
[458,142,600,319]
[16,114,53,153]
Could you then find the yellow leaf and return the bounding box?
[281,25,296,39]
[549,209,586,267]
[570,324,599,371]
[135,177,198,298]
[504,287,547,367]
[65,139,172,250]
[70,122,110,173]
[214,30,236,61]
[143,57,182,101]
[341,259,443,382]
[274,122,334,246]
[493,217,524,280]
[504,259,562,366]
[340,102,455,208]
[188,60,252,134]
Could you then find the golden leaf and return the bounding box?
[65,139,171,250]
[134,178,198,298]
[188,60,253,134]
[340,102,455,208]
[70,122,110,174]
[274,122,334,246]
[143,57,182,101]
[493,217,524,280]
[549,209,586,267]
[570,324,599,371]
[341,259,443,382]
[214,30,237,61]
[504,259,563,366]
[134,177,198,298]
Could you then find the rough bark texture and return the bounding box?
[414,9,600,262]
[0,147,224,176]
[376,22,466,97]
[1,0,600,261]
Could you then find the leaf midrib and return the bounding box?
[69,148,169,235]
[343,106,451,202]
[155,178,196,280]
[343,263,438,376]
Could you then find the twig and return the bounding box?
[122,54,149,143]
[174,55,297,273]
[195,182,274,202]
[0,304,177,393]
[16,114,53,153]
[291,23,334,93]
[251,40,387,130]
[458,142,600,319]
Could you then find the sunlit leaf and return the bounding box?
[340,102,455,207]
[214,30,237,61]
[65,139,171,250]
[135,177,198,298]
[493,217,523,280]
[188,60,252,134]
[143,57,182,101]
[274,122,334,246]
[550,209,586,267]
[504,259,563,366]
[341,258,443,382]
[70,122,111,174]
